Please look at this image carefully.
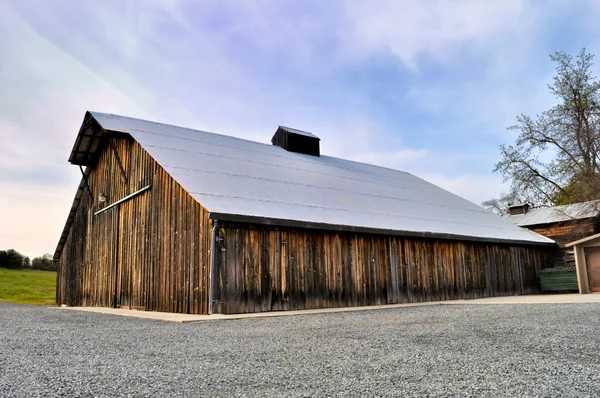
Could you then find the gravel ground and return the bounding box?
[1,302,600,397]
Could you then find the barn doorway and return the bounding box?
[114,189,151,310]
[90,206,119,308]
[585,247,600,293]
[93,185,151,310]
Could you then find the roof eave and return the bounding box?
[208,212,556,247]
[67,111,104,166]
[517,215,597,228]
[68,111,130,167]
[565,232,600,247]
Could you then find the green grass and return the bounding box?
[0,268,56,306]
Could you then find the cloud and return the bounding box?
[0,3,152,257]
[342,0,561,150]
[343,0,526,68]
[421,173,507,206]
[351,149,429,169]
[0,0,593,258]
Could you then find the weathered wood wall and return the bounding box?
[212,223,554,314]
[529,220,598,247]
[56,136,212,314]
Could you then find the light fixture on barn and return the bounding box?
[98,191,108,203]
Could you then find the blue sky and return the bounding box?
[1,0,599,258]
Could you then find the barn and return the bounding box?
[55,111,555,315]
[507,201,600,247]
[507,201,600,293]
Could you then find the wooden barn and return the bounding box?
[55,111,555,315]
[507,201,600,247]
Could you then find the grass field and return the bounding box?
[0,268,56,306]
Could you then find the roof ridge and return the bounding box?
[90,111,278,149]
[134,130,426,186]
[145,143,443,195]
[91,111,418,182]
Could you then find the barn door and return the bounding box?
[585,247,600,293]
[115,189,151,310]
[91,206,120,308]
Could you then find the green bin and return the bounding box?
[539,266,578,292]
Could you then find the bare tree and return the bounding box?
[494,49,600,206]
[481,192,521,215]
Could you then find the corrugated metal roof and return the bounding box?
[508,200,600,227]
[82,111,552,245]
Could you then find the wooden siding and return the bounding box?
[529,220,597,247]
[212,224,554,314]
[56,136,212,314]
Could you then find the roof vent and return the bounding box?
[271,126,320,157]
[508,203,530,216]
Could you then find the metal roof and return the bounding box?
[508,200,600,227]
[54,110,555,260]
[77,111,552,246]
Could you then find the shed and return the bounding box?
[507,201,600,247]
[565,233,600,293]
[55,111,555,314]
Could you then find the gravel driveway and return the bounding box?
[1,301,600,397]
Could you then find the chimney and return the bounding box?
[507,203,530,216]
[271,126,320,157]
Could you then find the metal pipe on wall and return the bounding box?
[208,220,219,315]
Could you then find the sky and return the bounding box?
[1,0,599,259]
